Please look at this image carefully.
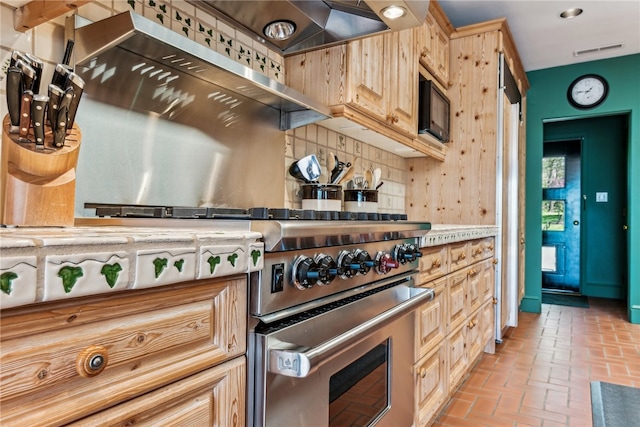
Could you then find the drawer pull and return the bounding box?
[420,368,427,378]
[431,259,441,269]
[457,253,466,261]
[76,345,109,378]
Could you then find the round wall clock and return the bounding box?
[567,74,609,109]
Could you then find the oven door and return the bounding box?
[251,272,434,427]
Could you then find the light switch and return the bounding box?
[596,192,608,202]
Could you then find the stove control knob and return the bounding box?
[314,254,340,285]
[353,249,375,275]
[375,251,400,274]
[291,255,320,290]
[393,243,423,264]
[337,250,361,278]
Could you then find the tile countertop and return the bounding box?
[420,224,499,247]
[0,226,264,310]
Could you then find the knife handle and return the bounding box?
[52,63,72,88]
[15,59,36,92]
[25,53,43,94]
[47,84,64,131]
[53,87,73,148]
[19,90,34,139]
[6,66,23,131]
[64,72,85,132]
[31,94,49,145]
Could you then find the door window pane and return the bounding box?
[542,157,565,188]
[542,200,565,231]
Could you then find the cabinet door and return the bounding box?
[447,269,467,333]
[481,300,495,349]
[447,323,468,393]
[414,344,446,427]
[417,13,437,70]
[466,310,482,364]
[467,264,482,314]
[435,29,450,84]
[348,33,386,119]
[387,28,417,134]
[69,357,245,427]
[481,258,496,303]
[416,277,447,361]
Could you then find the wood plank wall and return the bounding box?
[406,31,501,224]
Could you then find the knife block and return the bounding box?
[1,115,81,227]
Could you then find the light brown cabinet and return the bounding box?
[0,276,247,426]
[414,237,496,426]
[416,7,451,88]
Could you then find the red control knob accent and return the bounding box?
[375,252,399,274]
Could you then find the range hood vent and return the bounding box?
[73,11,332,130]
[196,0,430,54]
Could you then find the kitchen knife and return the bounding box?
[19,90,34,140]
[53,87,74,148]
[64,72,85,132]
[6,66,23,133]
[15,59,36,92]
[10,50,28,67]
[25,53,44,94]
[31,94,49,147]
[47,84,64,131]
[52,63,72,88]
[62,39,74,65]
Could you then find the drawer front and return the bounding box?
[69,356,246,427]
[471,237,495,262]
[446,270,467,334]
[482,237,495,259]
[419,246,448,284]
[447,324,468,393]
[414,344,447,427]
[416,277,447,361]
[448,242,469,272]
[0,277,247,427]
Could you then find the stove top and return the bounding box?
[86,203,409,222]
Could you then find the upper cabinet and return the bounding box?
[416,1,454,89]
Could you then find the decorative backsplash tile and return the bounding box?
[248,242,265,272]
[134,248,196,288]
[0,256,38,309]
[44,252,129,301]
[198,245,247,279]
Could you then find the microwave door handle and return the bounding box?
[267,287,434,378]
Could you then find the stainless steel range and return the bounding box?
[81,204,433,427]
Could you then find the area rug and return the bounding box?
[541,292,589,308]
[591,381,640,427]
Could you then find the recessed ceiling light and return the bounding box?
[381,5,407,20]
[560,8,583,19]
[263,20,296,41]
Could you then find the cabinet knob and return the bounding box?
[431,259,441,269]
[420,368,427,378]
[76,345,109,377]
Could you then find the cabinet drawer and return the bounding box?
[416,277,446,361]
[69,356,246,427]
[471,237,495,262]
[448,242,469,271]
[419,245,448,283]
[414,344,447,427]
[0,276,247,426]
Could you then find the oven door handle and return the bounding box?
[267,286,434,378]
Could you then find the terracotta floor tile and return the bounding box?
[432,297,639,426]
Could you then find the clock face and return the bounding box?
[567,74,609,109]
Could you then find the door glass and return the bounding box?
[542,156,566,188]
[542,200,565,231]
[329,341,389,426]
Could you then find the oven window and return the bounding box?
[328,340,389,426]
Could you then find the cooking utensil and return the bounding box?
[15,59,36,92]
[52,63,72,88]
[64,72,85,132]
[289,154,322,183]
[375,181,384,190]
[53,87,74,148]
[24,53,43,94]
[62,39,74,65]
[364,169,373,189]
[373,168,382,189]
[337,165,355,185]
[327,151,336,183]
[31,94,49,147]
[6,66,23,133]
[47,84,64,132]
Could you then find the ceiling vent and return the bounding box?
[574,42,624,57]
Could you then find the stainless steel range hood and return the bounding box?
[196,0,430,54]
[73,10,332,130]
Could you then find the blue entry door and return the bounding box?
[542,140,581,292]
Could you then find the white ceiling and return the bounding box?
[438,0,640,71]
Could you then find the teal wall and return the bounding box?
[523,54,640,323]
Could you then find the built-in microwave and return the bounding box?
[418,77,450,142]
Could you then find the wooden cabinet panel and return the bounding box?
[481,300,495,348]
[467,265,482,314]
[435,29,450,84]
[466,310,482,364]
[449,241,469,271]
[0,277,247,426]
[417,12,449,88]
[387,28,418,134]
[447,269,466,333]
[416,277,447,361]
[419,245,448,284]
[69,356,245,427]
[447,323,467,393]
[348,34,386,118]
[481,258,496,303]
[414,344,447,427]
